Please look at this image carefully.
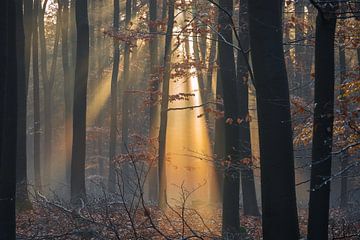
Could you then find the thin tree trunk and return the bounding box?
[192,5,205,100]
[71,0,90,203]
[237,0,260,217]
[158,0,175,209]
[248,0,300,239]
[307,7,337,240]
[60,0,73,185]
[33,0,42,191]
[206,9,217,102]
[108,0,120,193]
[148,0,159,202]
[218,1,242,237]
[24,0,33,88]
[121,0,132,154]
[119,0,132,198]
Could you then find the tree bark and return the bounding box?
[38,0,53,182]
[108,0,120,193]
[120,0,132,198]
[16,0,31,209]
[71,0,89,203]
[33,0,42,191]
[307,9,337,239]
[248,0,300,239]
[237,0,260,217]
[218,1,242,237]
[59,0,73,185]
[158,0,175,209]
[24,0,33,88]
[147,0,159,202]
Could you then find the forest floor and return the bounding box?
[16,200,360,240]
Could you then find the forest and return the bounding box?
[0,0,360,239]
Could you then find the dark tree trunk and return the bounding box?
[158,0,175,209]
[248,1,300,239]
[218,1,241,237]
[237,0,260,217]
[33,0,42,191]
[60,0,73,185]
[16,0,31,209]
[108,0,120,193]
[71,0,89,203]
[148,0,159,202]
[0,0,17,237]
[24,0,33,88]
[307,10,337,240]
[120,0,132,196]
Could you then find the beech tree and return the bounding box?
[71,0,90,202]
[158,0,175,208]
[147,0,159,202]
[33,0,42,190]
[16,0,31,208]
[218,0,241,237]
[237,0,260,217]
[108,0,120,193]
[307,3,337,239]
[59,0,73,185]
[248,0,300,238]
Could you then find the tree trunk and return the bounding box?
[71,0,89,203]
[248,0,300,239]
[192,5,205,101]
[119,0,132,198]
[60,0,73,185]
[121,0,132,154]
[0,0,17,237]
[237,0,260,217]
[307,8,337,239]
[206,8,217,102]
[148,0,159,202]
[16,0,31,209]
[217,1,242,237]
[108,0,120,193]
[158,0,175,209]
[24,0,33,88]
[38,1,53,182]
[33,0,42,191]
